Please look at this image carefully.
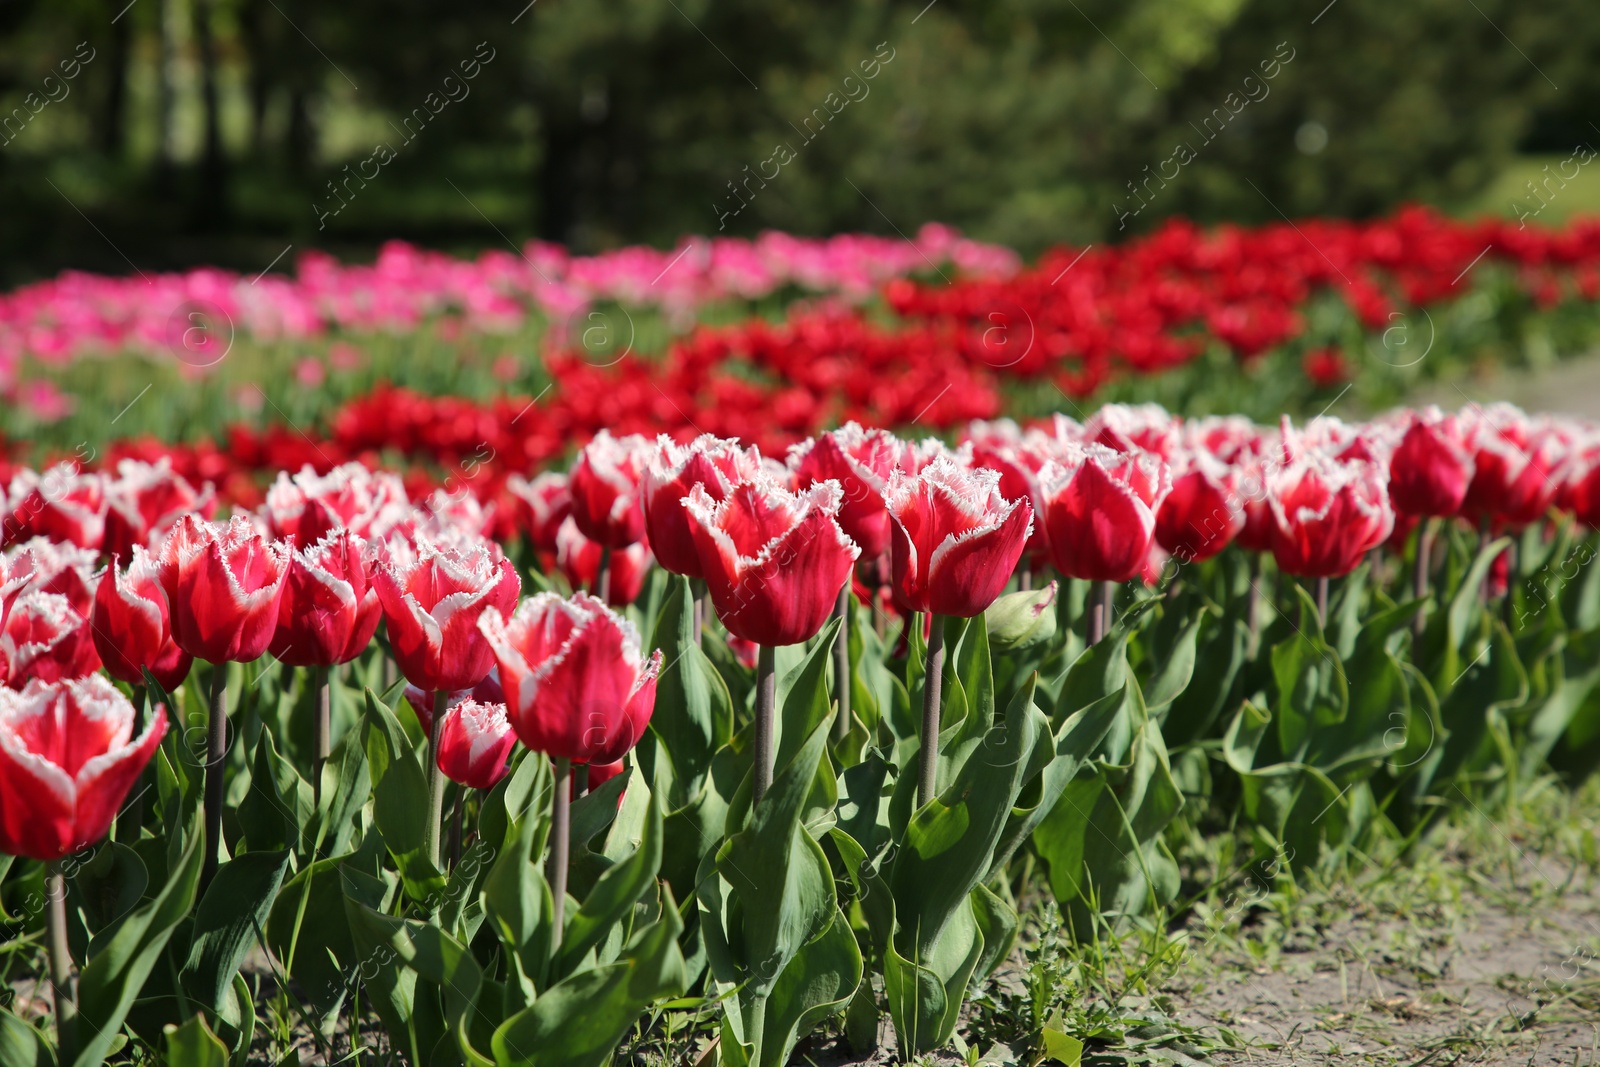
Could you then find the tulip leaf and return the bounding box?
[182,850,290,1013]
[373,738,447,903]
[265,856,365,1021]
[556,779,662,979]
[753,906,862,1062]
[239,728,313,855]
[1141,608,1203,713]
[492,890,686,1067]
[0,1011,53,1067]
[651,576,734,794]
[164,1014,229,1067]
[362,686,411,789]
[71,826,204,1067]
[317,726,369,857]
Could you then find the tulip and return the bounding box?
[1,591,101,687]
[1154,454,1244,565]
[261,462,410,546]
[684,472,857,803]
[0,551,31,635]
[644,434,763,577]
[0,675,167,1047]
[788,423,900,561]
[1042,442,1171,644]
[158,513,290,885]
[92,547,193,692]
[1085,403,1182,460]
[7,538,99,615]
[1266,452,1393,585]
[555,517,652,606]
[269,529,381,667]
[436,696,517,790]
[102,458,214,561]
[159,514,292,664]
[269,529,382,798]
[1460,406,1565,529]
[569,430,651,549]
[885,456,1032,619]
[3,464,106,550]
[479,592,661,947]
[374,535,519,868]
[1569,441,1600,531]
[404,673,506,735]
[884,456,1031,806]
[1388,409,1473,518]
[966,419,1052,579]
[506,471,572,554]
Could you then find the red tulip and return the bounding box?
[1041,442,1171,582]
[1568,440,1600,530]
[404,673,506,735]
[569,431,651,548]
[159,515,291,664]
[555,517,652,606]
[268,529,382,667]
[262,463,410,546]
[644,434,762,577]
[374,536,520,692]
[7,539,98,615]
[1266,453,1393,578]
[1085,403,1182,460]
[683,475,860,646]
[3,464,106,549]
[1155,454,1244,564]
[0,676,167,861]
[1,591,101,687]
[788,423,900,561]
[0,552,31,635]
[1388,409,1473,518]
[103,458,215,560]
[885,456,1032,617]
[506,472,572,554]
[479,592,662,765]
[415,488,495,541]
[1460,406,1564,528]
[435,697,517,789]
[92,546,193,691]
[966,419,1052,563]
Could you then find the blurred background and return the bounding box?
[5,0,1600,282]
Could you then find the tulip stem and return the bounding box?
[1087,581,1114,646]
[753,644,777,804]
[1246,554,1262,654]
[203,664,228,890]
[919,617,946,809]
[424,690,449,871]
[1315,576,1329,628]
[574,762,590,798]
[117,685,147,844]
[549,757,571,950]
[449,786,464,870]
[597,544,612,604]
[1413,519,1434,637]
[313,666,331,808]
[1019,563,1033,592]
[46,863,76,1058]
[833,586,852,743]
[693,580,706,646]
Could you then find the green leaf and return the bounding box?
[0,1011,54,1067]
[650,576,733,794]
[492,890,686,1067]
[238,728,313,854]
[556,779,663,979]
[71,826,204,1067]
[373,740,447,903]
[182,850,290,1013]
[264,856,361,1021]
[1041,1025,1084,1065]
[163,1014,229,1067]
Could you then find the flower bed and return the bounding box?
[1,402,1597,1065]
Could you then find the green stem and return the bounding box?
[918,616,946,809]
[46,863,76,1059]
[313,665,331,809]
[202,663,228,889]
[754,645,777,804]
[833,586,852,742]
[424,690,449,870]
[549,757,571,950]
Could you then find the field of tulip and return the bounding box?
[9,207,1600,474]
[1,397,1599,1066]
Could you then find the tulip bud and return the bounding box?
[985,580,1058,653]
[0,676,167,861]
[93,546,193,691]
[1155,454,1245,564]
[885,456,1032,618]
[1388,409,1473,518]
[479,592,662,765]
[1266,452,1393,578]
[1041,442,1172,582]
[436,697,517,789]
